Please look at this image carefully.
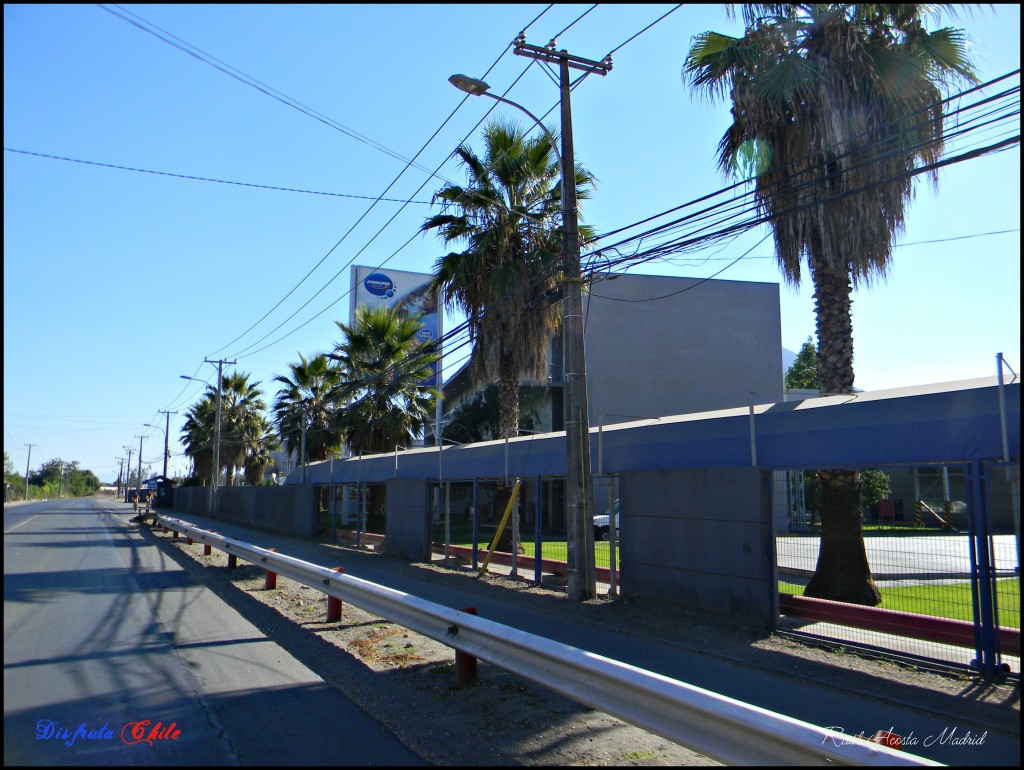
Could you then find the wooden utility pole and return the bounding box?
[205,358,236,516]
[513,36,611,601]
[24,443,36,502]
[158,409,177,479]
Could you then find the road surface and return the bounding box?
[3,496,424,766]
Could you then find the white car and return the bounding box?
[593,500,620,541]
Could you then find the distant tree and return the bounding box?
[5,451,25,500]
[785,337,819,390]
[244,416,279,486]
[860,468,892,514]
[25,457,99,498]
[445,383,542,444]
[182,397,215,486]
[30,458,65,487]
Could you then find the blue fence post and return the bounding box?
[967,459,998,677]
[535,476,543,585]
[471,477,479,571]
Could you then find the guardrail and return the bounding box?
[154,513,938,766]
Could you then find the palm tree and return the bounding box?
[244,415,280,486]
[331,304,441,454]
[273,353,346,470]
[210,371,266,487]
[181,397,215,486]
[685,4,977,604]
[332,304,441,533]
[422,119,595,438]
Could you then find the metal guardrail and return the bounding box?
[155,514,939,766]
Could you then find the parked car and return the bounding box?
[593,499,620,541]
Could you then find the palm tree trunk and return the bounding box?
[497,353,520,440]
[804,240,881,606]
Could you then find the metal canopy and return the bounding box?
[292,377,1020,485]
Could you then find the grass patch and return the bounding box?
[780,578,1020,628]
[432,525,630,569]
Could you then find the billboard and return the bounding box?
[350,266,441,387]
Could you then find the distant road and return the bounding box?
[777,533,1019,579]
[3,497,424,766]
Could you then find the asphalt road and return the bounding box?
[3,497,424,766]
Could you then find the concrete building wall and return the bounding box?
[385,479,433,561]
[619,467,777,630]
[441,273,784,432]
[584,274,783,423]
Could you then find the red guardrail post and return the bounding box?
[264,548,279,590]
[227,552,237,569]
[455,607,478,685]
[326,567,345,621]
[186,536,193,545]
[203,543,212,556]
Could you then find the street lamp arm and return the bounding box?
[448,75,561,170]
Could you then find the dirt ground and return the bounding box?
[144,523,1019,766]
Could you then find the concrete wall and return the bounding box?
[171,486,211,517]
[619,467,777,631]
[584,274,783,423]
[385,478,433,561]
[170,484,316,537]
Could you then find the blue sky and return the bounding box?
[4,4,1020,483]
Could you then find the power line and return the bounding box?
[100,4,441,179]
[3,148,433,203]
[590,70,1020,253]
[207,12,561,360]
[588,78,1020,272]
[224,4,685,360]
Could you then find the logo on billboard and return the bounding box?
[363,272,395,299]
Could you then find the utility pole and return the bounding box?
[158,409,177,479]
[124,447,133,500]
[24,443,36,502]
[136,435,144,502]
[514,36,610,601]
[300,407,308,485]
[205,358,235,516]
[116,457,124,497]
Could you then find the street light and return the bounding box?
[448,75,562,173]
[449,67,599,600]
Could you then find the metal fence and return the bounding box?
[772,462,1020,673]
[312,458,1019,675]
[416,474,622,587]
